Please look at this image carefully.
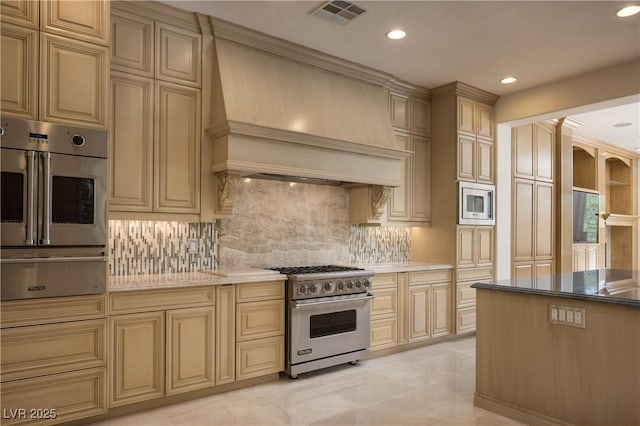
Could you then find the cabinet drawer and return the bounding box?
[372,273,397,289]
[109,286,215,314]
[370,287,397,318]
[236,336,284,381]
[1,367,107,425]
[409,269,452,285]
[1,319,107,382]
[236,300,284,342]
[456,266,493,282]
[456,306,476,334]
[456,282,477,308]
[370,317,397,351]
[1,295,106,328]
[236,281,284,303]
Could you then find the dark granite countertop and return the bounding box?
[472,269,640,307]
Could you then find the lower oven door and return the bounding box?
[290,293,372,365]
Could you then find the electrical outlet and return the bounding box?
[549,304,586,328]
[187,239,199,254]
[566,310,574,324]
[550,306,558,321]
[558,307,566,322]
[574,310,583,326]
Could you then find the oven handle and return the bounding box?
[40,152,51,245]
[292,294,374,309]
[0,256,108,264]
[25,150,37,246]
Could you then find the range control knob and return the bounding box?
[336,281,344,290]
[323,282,333,292]
[297,284,306,295]
[363,279,371,289]
[354,280,362,289]
[308,284,317,293]
[345,280,353,290]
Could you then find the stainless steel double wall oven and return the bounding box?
[1,118,108,300]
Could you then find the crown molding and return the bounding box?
[431,81,499,105]
[112,1,200,31]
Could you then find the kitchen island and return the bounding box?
[472,269,639,426]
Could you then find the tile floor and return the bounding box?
[93,337,523,426]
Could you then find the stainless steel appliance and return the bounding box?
[268,265,374,379]
[458,181,495,225]
[1,117,108,300]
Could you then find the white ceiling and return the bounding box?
[163,0,640,152]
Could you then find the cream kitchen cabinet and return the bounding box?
[512,178,554,262]
[456,97,495,184]
[406,270,451,342]
[457,225,494,268]
[234,281,285,381]
[0,295,108,425]
[513,122,555,182]
[0,0,109,127]
[109,4,202,216]
[215,285,236,385]
[108,286,215,407]
[369,273,399,351]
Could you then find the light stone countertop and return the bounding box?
[108,262,453,292]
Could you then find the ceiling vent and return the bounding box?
[311,1,367,25]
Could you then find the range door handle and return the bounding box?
[292,294,374,309]
[25,150,37,245]
[40,152,51,245]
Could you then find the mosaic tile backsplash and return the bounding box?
[109,220,217,276]
[349,225,410,264]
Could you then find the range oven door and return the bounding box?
[289,293,372,365]
[0,148,34,246]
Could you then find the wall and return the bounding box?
[109,179,411,275]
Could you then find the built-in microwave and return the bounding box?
[458,181,495,225]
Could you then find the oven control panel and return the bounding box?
[293,277,371,299]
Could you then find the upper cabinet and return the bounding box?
[512,122,554,182]
[456,97,495,184]
[0,0,109,128]
[386,89,431,224]
[109,3,202,217]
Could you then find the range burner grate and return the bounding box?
[267,265,364,275]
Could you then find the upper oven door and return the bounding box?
[43,152,107,246]
[289,293,372,365]
[1,148,37,246]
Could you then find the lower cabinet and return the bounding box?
[0,295,108,425]
[236,335,284,381]
[454,266,493,334]
[370,269,452,352]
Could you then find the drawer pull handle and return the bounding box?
[28,285,46,292]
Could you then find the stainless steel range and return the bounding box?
[268,265,374,379]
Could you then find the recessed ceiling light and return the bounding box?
[500,76,517,84]
[635,147,640,152]
[386,29,406,40]
[616,5,640,17]
[613,122,633,127]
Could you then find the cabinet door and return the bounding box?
[476,103,494,140]
[41,0,110,45]
[456,306,476,334]
[166,307,215,395]
[476,139,494,183]
[111,8,154,77]
[534,123,554,182]
[457,226,476,267]
[370,286,398,318]
[154,81,201,213]
[457,97,475,135]
[0,0,39,27]
[387,132,411,221]
[408,284,429,342]
[431,283,450,338]
[535,182,554,259]
[389,93,409,130]
[109,72,154,211]
[534,261,554,290]
[370,317,397,351]
[236,335,284,381]
[155,22,201,87]
[513,178,535,261]
[110,312,165,407]
[236,300,284,342]
[457,135,476,181]
[410,98,431,136]
[216,285,235,385]
[1,368,106,425]
[513,262,534,287]
[0,23,37,120]
[476,226,494,266]
[40,33,109,128]
[456,281,476,308]
[411,135,431,221]
[512,124,535,179]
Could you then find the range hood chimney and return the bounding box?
[206,18,410,200]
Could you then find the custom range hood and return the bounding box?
[206,18,410,188]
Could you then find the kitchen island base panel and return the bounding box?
[475,289,640,426]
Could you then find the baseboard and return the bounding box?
[474,392,575,426]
